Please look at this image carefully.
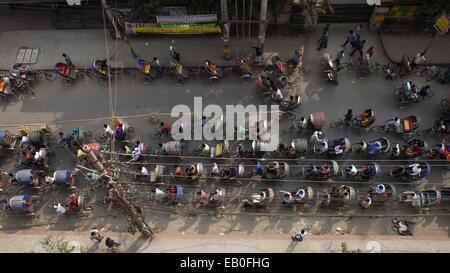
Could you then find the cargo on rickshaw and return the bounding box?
[9,64,38,82]
[308,112,326,131]
[242,188,274,207]
[399,190,440,208]
[154,185,183,204]
[3,195,38,215]
[320,53,338,84]
[0,129,19,150]
[150,164,165,183]
[161,140,182,156]
[211,163,245,180]
[0,75,16,100]
[352,109,375,132]
[185,163,204,181]
[280,186,314,206]
[195,188,226,207]
[323,185,356,206]
[388,162,430,182]
[13,169,42,188]
[256,161,289,179]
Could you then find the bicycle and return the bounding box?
[419,66,441,81]
[149,127,171,139]
[279,110,297,120]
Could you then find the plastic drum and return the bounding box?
[16,169,37,186]
[311,112,325,129]
[7,195,31,211]
[29,130,43,146]
[87,143,102,155]
[54,170,71,185]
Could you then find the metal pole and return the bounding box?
[259,0,268,52]
[221,0,231,60]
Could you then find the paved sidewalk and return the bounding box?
[0,23,448,71]
[1,230,449,253]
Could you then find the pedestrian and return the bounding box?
[103,124,114,138]
[366,46,374,58]
[292,229,307,241]
[58,131,73,147]
[411,52,426,69]
[62,53,73,67]
[105,237,121,250]
[323,23,330,34]
[54,200,66,215]
[355,24,363,39]
[350,39,366,57]
[153,57,162,73]
[90,228,104,243]
[334,50,345,70]
[175,165,183,178]
[342,30,356,48]
[418,85,431,100]
[141,166,149,175]
[317,31,328,50]
[252,46,263,63]
[174,52,180,63]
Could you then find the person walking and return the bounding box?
[317,31,328,51]
[153,57,162,73]
[334,50,345,70]
[350,39,366,57]
[62,53,73,67]
[90,228,104,243]
[292,229,307,241]
[366,46,374,58]
[355,24,363,39]
[252,46,263,63]
[342,30,357,48]
[411,52,426,69]
[105,237,121,251]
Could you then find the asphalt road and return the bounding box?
[1,43,449,239]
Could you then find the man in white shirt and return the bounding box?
[292,229,307,241]
[295,189,306,201]
[408,164,421,176]
[318,140,328,154]
[141,167,149,175]
[274,89,283,104]
[103,124,114,137]
[310,131,324,145]
[54,201,66,215]
[20,135,29,147]
[393,117,400,130]
[375,184,385,194]
[411,52,426,69]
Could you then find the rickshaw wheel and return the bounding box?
[283,111,297,120]
[370,125,385,133]
[329,121,342,128]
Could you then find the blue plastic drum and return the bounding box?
[176,185,183,201]
[16,169,36,186]
[54,170,71,185]
[0,130,6,145]
[6,195,31,211]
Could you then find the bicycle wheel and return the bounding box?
[329,121,342,128]
[393,88,401,96]
[370,125,385,133]
[44,72,56,81]
[150,129,162,139]
[425,89,435,98]
[34,70,44,80]
[282,111,297,120]
[420,69,433,78]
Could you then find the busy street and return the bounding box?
[0,0,449,254]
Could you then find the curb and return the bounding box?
[378,31,450,67]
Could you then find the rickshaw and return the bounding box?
[150,164,165,183]
[352,109,375,132]
[343,162,380,181]
[44,169,77,188]
[251,140,276,158]
[111,118,134,142]
[429,143,450,161]
[9,64,37,82]
[195,188,226,207]
[209,140,229,158]
[3,195,38,215]
[161,141,182,156]
[0,75,16,100]
[388,162,430,182]
[352,137,391,156]
[54,62,78,85]
[242,188,274,207]
[320,53,338,84]
[330,185,356,203]
[256,161,289,179]
[167,56,189,85]
[328,138,351,157]
[20,127,52,149]
[137,59,157,84]
[308,112,326,131]
[280,95,302,111]
[13,169,42,188]
[18,147,49,168]
[92,59,110,84]
[399,190,440,208]
[355,53,372,78]
[154,185,183,204]
[186,163,204,181]
[393,81,421,107]
[203,60,223,82]
[0,130,19,150]
[212,163,245,180]
[303,160,339,180]
[256,75,273,92]
[401,137,429,158]
[399,54,411,76]
[372,116,421,138]
[360,184,397,208]
[290,138,308,158]
[280,186,314,206]
[233,57,253,84]
[271,56,286,75]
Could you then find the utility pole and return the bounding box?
[221,0,231,60]
[258,0,268,52]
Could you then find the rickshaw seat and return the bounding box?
[63,66,70,75]
[144,64,151,73]
[215,143,222,156]
[404,120,411,131]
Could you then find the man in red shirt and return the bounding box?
[160,122,171,135]
[366,46,374,58]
